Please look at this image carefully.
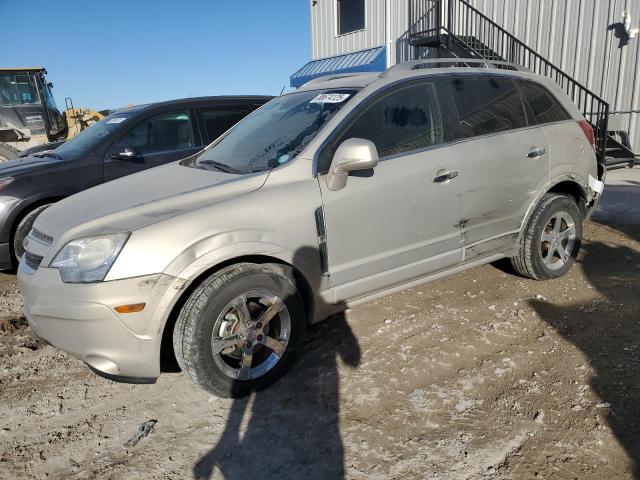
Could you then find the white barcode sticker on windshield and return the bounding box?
[310,93,351,104]
[107,117,127,124]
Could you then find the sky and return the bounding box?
[0,0,311,111]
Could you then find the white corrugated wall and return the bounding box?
[310,0,386,60]
[309,0,639,152]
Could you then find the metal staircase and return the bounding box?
[409,0,638,173]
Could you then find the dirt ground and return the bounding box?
[1,169,639,480]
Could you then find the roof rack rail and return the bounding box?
[302,73,368,86]
[380,58,527,77]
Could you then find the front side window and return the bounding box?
[338,0,365,34]
[112,111,195,155]
[518,80,571,125]
[318,80,446,172]
[0,72,41,106]
[200,106,254,144]
[449,75,528,138]
[55,112,136,158]
[189,89,357,174]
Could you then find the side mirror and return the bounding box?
[110,147,141,161]
[326,138,379,191]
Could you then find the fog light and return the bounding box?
[114,303,146,313]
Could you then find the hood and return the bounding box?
[35,162,269,242]
[0,155,62,177]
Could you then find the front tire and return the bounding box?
[173,263,306,398]
[511,194,583,280]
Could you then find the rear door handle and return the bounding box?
[527,147,547,158]
[433,170,459,183]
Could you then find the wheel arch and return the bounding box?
[546,180,589,215]
[519,176,590,242]
[159,254,316,373]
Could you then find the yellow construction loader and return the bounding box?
[0,67,105,160]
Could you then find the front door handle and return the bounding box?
[433,170,459,183]
[527,147,547,158]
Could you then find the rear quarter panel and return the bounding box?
[544,121,597,183]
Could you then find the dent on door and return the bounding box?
[451,129,550,260]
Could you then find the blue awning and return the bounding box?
[290,46,386,88]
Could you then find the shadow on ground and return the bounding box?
[531,185,640,476]
[193,311,360,480]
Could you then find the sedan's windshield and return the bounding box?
[187,89,358,174]
[54,112,134,158]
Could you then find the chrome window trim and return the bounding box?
[311,70,546,177]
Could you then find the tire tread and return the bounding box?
[511,193,582,281]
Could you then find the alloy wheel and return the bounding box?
[211,290,290,381]
[540,210,577,271]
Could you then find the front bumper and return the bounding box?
[18,264,182,381]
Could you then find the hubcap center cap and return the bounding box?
[240,326,259,343]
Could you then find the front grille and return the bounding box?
[30,228,53,245]
[24,252,43,271]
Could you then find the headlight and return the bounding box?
[50,233,129,283]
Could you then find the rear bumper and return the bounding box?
[18,265,182,380]
[0,242,11,270]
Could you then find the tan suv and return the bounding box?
[18,60,605,397]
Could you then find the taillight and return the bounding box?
[578,120,595,150]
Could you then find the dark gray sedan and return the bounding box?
[0,95,271,269]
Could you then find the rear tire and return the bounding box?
[511,194,583,280]
[0,143,19,162]
[173,263,306,398]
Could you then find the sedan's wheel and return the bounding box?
[511,193,583,280]
[13,204,53,266]
[173,263,305,398]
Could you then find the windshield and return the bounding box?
[54,113,134,157]
[0,72,41,106]
[188,89,358,174]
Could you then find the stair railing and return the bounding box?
[446,0,609,167]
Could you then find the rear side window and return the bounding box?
[320,80,446,169]
[200,106,254,144]
[448,76,528,138]
[518,80,572,124]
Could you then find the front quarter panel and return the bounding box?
[105,159,324,292]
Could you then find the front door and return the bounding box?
[317,79,464,302]
[104,109,201,181]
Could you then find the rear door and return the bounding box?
[445,74,550,255]
[318,79,464,301]
[517,80,588,178]
[103,109,201,181]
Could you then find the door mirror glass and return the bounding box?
[121,147,139,158]
[326,138,379,191]
[110,146,140,161]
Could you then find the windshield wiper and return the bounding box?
[198,160,242,174]
[32,150,62,160]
